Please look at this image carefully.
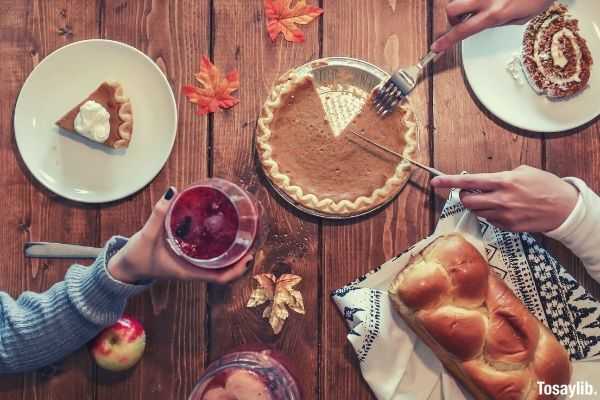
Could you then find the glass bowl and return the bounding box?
[188,349,301,400]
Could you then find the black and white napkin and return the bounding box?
[332,190,600,400]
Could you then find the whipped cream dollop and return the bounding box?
[74,100,110,143]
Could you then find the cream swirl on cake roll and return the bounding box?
[522,3,593,99]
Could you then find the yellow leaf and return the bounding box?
[277,274,302,289]
[246,272,305,335]
[262,305,272,319]
[247,287,270,308]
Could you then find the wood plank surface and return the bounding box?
[96,1,211,399]
[0,1,100,400]
[320,1,432,399]
[209,1,321,398]
[431,1,542,187]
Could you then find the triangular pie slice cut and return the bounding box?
[257,73,417,216]
[56,81,133,149]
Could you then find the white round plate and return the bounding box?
[461,0,600,133]
[14,39,177,203]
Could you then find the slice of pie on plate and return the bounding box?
[257,73,417,216]
[56,81,133,149]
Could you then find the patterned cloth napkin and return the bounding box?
[332,190,600,400]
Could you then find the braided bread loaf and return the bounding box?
[389,234,572,400]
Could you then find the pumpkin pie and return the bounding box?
[257,73,417,216]
[56,81,133,149]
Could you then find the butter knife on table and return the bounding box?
[24,242,102,259]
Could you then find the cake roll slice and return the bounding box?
[522,2,593,99]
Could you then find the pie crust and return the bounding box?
[56,81,133,149]
[257,73,417,216]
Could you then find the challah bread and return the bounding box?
[389,233,572,400]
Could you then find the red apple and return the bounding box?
[89,315,146,371]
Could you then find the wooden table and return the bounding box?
[1,1,599,399]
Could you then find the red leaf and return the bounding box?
[183,56,240,115]
[264,0,323,43]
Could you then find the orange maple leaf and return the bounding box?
[183,56,240,115]
[264,0,323,43]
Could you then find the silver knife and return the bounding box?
[347,130,485,194]
[347,129,446,177]
[24,242,102,259]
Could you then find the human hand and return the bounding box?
[431,0,554,52]
[430,165,579,232]
[107,187,253,284]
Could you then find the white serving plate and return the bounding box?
[14,39,177,203]
[461,0,600,133]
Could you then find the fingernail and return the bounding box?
[164,187,175,200]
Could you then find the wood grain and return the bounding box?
[97,1,210,399]
[209,0,321,397]
[432,1,542,182]
[0,3,36,398]
[1,1,100,399]
[321,1,432,399]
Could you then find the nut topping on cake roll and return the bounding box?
[522,2,593,99]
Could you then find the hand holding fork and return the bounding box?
[373,0,553,115]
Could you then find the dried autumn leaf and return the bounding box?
[247,272,305,335]
[262,305,273,319]
[246,287,270,308]
[264,0,323,43]
[274,274,305,314]
[269,302,289,335]
[246,273,276,308]
[287,289,305,314]
[183,56,240,115]
[277,273,302,288]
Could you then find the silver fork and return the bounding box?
[373,14,472,116]
[372,50,439,116]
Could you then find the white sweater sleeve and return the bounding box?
[544,177,600,284]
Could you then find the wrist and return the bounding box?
[555,180,579,227]
[107,253,141,284]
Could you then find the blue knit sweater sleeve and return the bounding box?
[0,236,151,374]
